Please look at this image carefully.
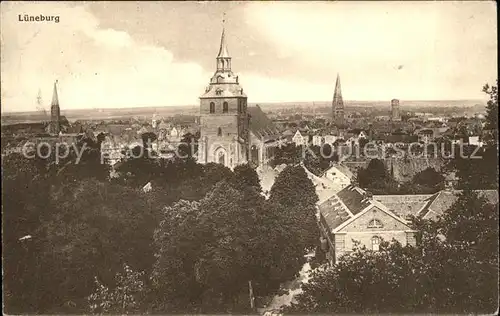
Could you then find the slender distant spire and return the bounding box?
[50,80,61,135]
[334,74,342,101]
[217,13,230,59]
[332,73,344,125]
[51,80,59,107]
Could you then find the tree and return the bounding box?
[446,145,498,190]
[285,241,421,314]
[232,163,262,192]
[88,264,146,315]
[356,158,399,193]
[447,82,498,189]
[38,179,158,313]
[483,81,498,133]
[50,133,110,183]
[177,132,199,159]
[412,167,444,189]
[270,165,319,251]
[151,180,308,313]
[270,143,302,167]
[2,153,52,314]
[304,145,338,176]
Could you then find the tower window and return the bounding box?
[218,127,222,136]
[210,102,215,113]
[223,102,228,113]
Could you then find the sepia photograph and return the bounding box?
[1,1,498,314]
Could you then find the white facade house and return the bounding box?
[321,164,353,192]
[312,135,324,147]
[468,136,483,147]
[292,130,306,146]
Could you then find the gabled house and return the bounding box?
[321,163,353,192]
[318,185,417,264]
[292,130,306,146]
[318,186,499,265]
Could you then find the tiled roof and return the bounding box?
[336,185,372,215]
[248,105,280,139]
[318,194,352,230]
[420,190,499,220]
[373,194,432,219]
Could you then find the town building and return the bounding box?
[318,185,499,265]
[318,185,418,264]
[391,99,401,121]
[320,164,353,192]
[197,21,279,169]
[292,130,306,146]
[197,22,250,168]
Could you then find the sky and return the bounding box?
[0,1,497,112]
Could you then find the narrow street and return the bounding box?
[258,256,313,315]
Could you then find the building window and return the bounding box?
[372,236,380,251]
[223,102,228,113]
[368,219,383,228]
[218,127,222,136]
[210,102,215,113]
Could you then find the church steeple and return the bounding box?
[50,80,61,135]
[216,14,231,72]
[51,80,59,108]
[332,73,345,126]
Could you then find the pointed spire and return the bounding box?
[332,73,345,125]
[51,80,59,107]
[334,74,342,100]
[217,13,230,58]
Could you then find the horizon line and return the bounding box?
[0,98,486,115]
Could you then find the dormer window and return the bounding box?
[210,102,215,113]
[368,219,383,228]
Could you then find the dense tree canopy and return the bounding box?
[270,165,319,252]
[151,180,307,313]
[446,82,498,189]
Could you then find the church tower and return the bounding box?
[49,80,61,135]
[332,74,345,126]
[198,18,249,168]
[391,99,401,121]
